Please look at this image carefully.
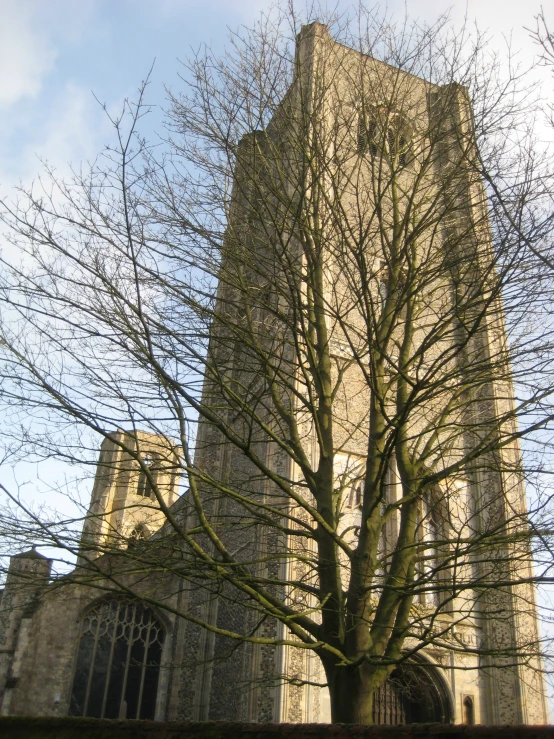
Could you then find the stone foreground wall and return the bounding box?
[1,718,554,739]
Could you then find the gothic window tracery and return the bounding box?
[69,599,164,719]
[338,458,448,606]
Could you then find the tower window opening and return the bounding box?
[386,127,408,166]
[136,453,158,498]
[387,127,394,151]
[375,500,389,580]
[358,118,378,156]
[358,111,409,168]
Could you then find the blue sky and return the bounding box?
[0,0,254,186]
[0,0,552,192]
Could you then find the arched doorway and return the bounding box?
[372,658,452,724]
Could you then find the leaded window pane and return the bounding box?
[69,599,164,719]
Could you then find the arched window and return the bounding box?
[136,453,158,498]
[69,599,164,719]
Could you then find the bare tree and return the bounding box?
[1,4,554,724]
[530,7,554,114]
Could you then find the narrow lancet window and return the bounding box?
[463,695,475,725]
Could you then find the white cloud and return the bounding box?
[0,0,57,107]
[0,81,115,198]
[19,82,109,177]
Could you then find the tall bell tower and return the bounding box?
[178,22,548,726]
[78,430,180,562]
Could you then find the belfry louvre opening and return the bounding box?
[357,112,409,167]
[69,599,164,720]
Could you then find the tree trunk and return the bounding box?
[324,662,382,724]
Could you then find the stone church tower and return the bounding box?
[180,22,549,725]
[0,23,548,726]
